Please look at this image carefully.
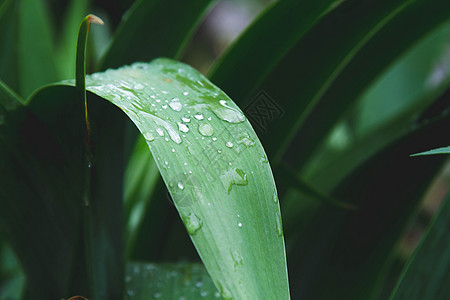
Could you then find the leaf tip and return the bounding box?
[87,14,104,26]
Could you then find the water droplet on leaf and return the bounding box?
[198,123,214,136]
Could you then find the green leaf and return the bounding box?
[99,0,215,70]
[0,0,19,91]
[0,85,88,299]
[125,262,220,299]
[286,96,450,299]
[76,14,126,300]
[18,0,58,98]
[55,0,89,79]
[210,0,450,170]
[390,193,450,300]
[208,0,340,101]
[124,135,160,257]
[411,146,450,156]
[84,58,290,299]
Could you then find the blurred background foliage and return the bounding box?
[1,0,450,299]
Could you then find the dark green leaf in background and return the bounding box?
[390,193,450,300]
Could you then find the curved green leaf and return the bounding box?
[390,193,450,300]
[85,58,289,299]
[125,262,219,299]
[99,0,215,70]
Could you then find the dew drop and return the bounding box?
[225,141,233,148]
[231,249,244,268]
[260,154,269,163]
[156,128,164,136]
[143,131,155,141]
[134,83,144,90]
[198,123,214,136]
[182,213,203,235]
[220,167,248,193]
[194,113,204,120]
[181,117,191,123]
[169,97,182,111]
[238,137,255,147]
[162,104,168,109]
[273,191,279,204]
[171,148,176,152]
[183,91,189,95]
[237,222,243,228]
[178,182,184,190]
[161,90,168,94]
[178,122,189,133]
[276,211,283,237]
[212,100,246,123]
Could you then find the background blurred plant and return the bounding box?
[1,0,450,299]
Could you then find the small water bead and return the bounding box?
[231,249,244,268]
[155,99,161,102]
[164,161,169,165]
[178,182,184,190]
[217,149,222,154]
[151,95,156,99]
[212,137,217,141]
[208,117,212,121]
[134,83,144,90]
[182,213,203,235]
[276,211,283,237]
[273,191,279,204]
[238,222,243,228]
[200,291,208,297]
[181,117,191,123]
[171,148,176,152]
[178,122,189,133]
[195,281,203,288]
[238,137,255,147]
[161,90,168,94]
[194,113,204,120]
[143,132,155,141]
[169,97,182,111]
[156,128,164,136]
[211,100,246,123]
[198,123,214,136]
[165,137,170,142]
[162,104,168,109]
[183,91,189,95]
[225,141,233,148]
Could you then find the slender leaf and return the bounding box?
[99,0,215,70]
[76,15,126,300]
[208,0,340,100]
[411,146,450,156]
[0,0,18,91]
[390,193,450,300]
[125,262,220,299]
[55,0,89,79]
[18,0,58,98]
[286,89,450,299]
[84,58,290,299]
[124,135,160,257]
[281,0,450,169]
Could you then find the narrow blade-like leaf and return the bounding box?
[390,193,450,300]
[99,0,215,70]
